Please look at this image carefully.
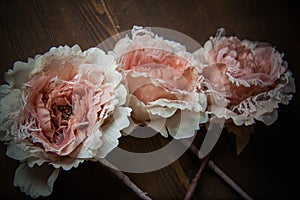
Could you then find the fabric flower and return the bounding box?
[194,29,295,153]
[110,26,207,139]
[0,45,131,198]
[194,29,295,126]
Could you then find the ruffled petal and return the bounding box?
[4,59,35,88]
[49,157,84,170]
[6,141,38,161]
[14,163,60,198]
[0,84,11,98]
[166,110,208,139]
[96,107,131,158]
[0,89,22,133]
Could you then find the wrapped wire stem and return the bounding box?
[188,144,253,200]
[184,154,210,200]
[99,159,152,200]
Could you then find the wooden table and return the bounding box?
[1,0,299,199]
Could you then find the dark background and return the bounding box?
[0,0,299,199]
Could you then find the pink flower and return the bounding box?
[194,29,295,126]
[0,45,131,198]
[111,26,207,139]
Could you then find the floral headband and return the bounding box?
[0,26,295,199]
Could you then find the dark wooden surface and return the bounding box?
[1,0,299,199]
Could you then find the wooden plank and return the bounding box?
[0,0,116,72]
[0,0,299,199]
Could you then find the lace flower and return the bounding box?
[110,26,207,139]
[0,45,131,198]
[194,29,295,127]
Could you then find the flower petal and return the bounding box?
[0,84,11,98]
[4,59,35,88]
[49,157,84,170]
[14,163,60,198]
[166,110,208,139]
[0,89,22,134]
[96,107,131,158]
[6,141,36,161]
[255,110,278,125]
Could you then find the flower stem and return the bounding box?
[207,160,253,200]
[99,159,152,200]
[188,144,253,200]
[184,155,210,200]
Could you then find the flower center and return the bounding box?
[57,105,72,120]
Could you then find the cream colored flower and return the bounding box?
[194,29,295,126]
[111,26,207,139]
[0,45,131,198]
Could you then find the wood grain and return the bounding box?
[1,0,300,199]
